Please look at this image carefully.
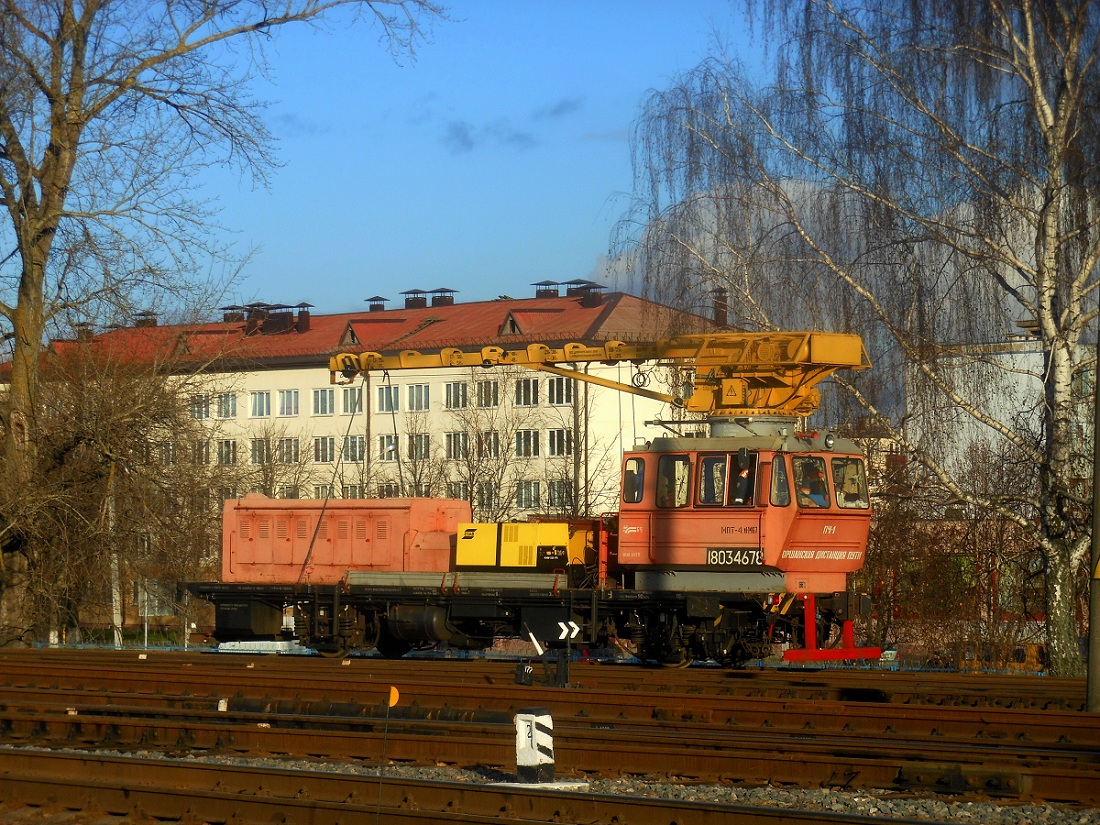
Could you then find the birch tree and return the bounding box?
[616,1,1098,674]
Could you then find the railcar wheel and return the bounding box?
[375,628,413,659]
[660,653,694,669]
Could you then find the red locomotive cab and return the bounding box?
[614,434,872,595]
[767,450,872,593]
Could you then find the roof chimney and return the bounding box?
[73,322,94,342]
[711,287,728,328]
[295,302,313,333]
[533,280,560,298]
[366,295,388,312]
[579,282,606,308]
[244,302,269,335]
[261,306,293,334]
[1017,318,1040,338]
[401,288,428,309]
[564,278,593,297]
[430,287,457,307]
[134,311,158,328]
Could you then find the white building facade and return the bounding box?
[142,285,711,521]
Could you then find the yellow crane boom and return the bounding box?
[330,331,869,418]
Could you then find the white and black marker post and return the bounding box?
[515,707,554,783]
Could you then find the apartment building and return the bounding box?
[46,282,713,520]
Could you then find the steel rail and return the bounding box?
[0,696,1096,804]
[0,747,953,825]
[0,666,1094,749]
[0,649,1085,709]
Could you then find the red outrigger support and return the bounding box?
[782,593,882,662]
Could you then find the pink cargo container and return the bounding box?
[222,495,472,584]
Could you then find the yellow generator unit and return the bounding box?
[456,522,570,571]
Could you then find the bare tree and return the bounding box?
[615,2,1099,674]
[0,0,442,642]
[0,0,442,474]
[0,340,234,644]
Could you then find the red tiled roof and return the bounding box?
[11,293,711,374]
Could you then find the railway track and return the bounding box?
[0,687,1095,803]
[0,747,971,825]
[0,648,1096,813]
[0,648,1085,708]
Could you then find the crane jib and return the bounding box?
[328,331,870,418]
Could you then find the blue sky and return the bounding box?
[211,2,747,314]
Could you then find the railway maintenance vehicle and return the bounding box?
[188,331,881,667]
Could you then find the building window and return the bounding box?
[549,479,573,509]
[514,480,540,510]
[515,429,540,458]
[476,379,499,408]
[445,382,468,410]
[278,389,299,417]
[343,386,363,414]
[476,482,499,510]
[215,392,237,419]
[217,486,237,501]
[478,430,500,458]
[343,485,365,499]
[216,439,237,465]
[313,388,335,416]
[514,378,539,407]
[377,482,400,498]
[547,376,574,406]
[250,391,271,418]
[445,432,469,460]
[343,435,365,462]
[548,428,573,457]
[409,433,431,461]
[277,485,299,499]
[313,484,334,499]
[378,434,398,462]
[411,482,432,497]
[408,383,429,411]
[250,438,270,465]
[277,437,299,464]
[377,385,399,413]
[192,440,210,465]
[447,481,469,500]
[158,442,177,465]
[190,394,210,420]
[314,436,336,463]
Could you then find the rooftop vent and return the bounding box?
[430,287,457,307]
[73,322,94,341]
[533,280,560,298]
[133,310,158,328]
[366,295,389,312]
[401,288,428,309]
